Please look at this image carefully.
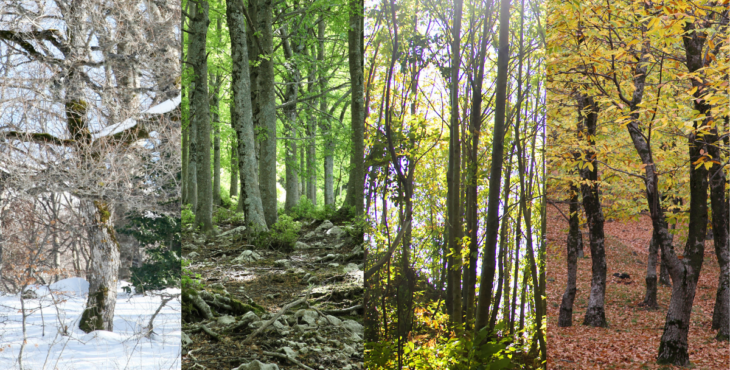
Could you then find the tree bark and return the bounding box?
[190,1,212,232]
[558,183,581,326]
[230,143,239,198]
[211,70,222,207]
[338,0,365,217]
[577,94,607,328]
[226,0,268,231]
[255,0,279,226]
[281,23,301,212]
[475,0,510,334]
[79,200,120,333]
[642,232,659,309]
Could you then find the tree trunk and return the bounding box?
[509,205,522,335]
[642,232,659,309]
[254,0,279,226]
[709,128,729,341]
[211,70,222,207]
[281,24,301,212]
[558,183,581,326]
[446,0,464,331]
[230,143,239,198]
[338,0,365,217]
[577,94,607,328]
[474,0,509,334]
[79,200,120,333]
[182,121,189,204]
[226,0,268,231]
[190,1,212,232]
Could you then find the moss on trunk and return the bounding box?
[79,285,108,333]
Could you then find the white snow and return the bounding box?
[91,93,182,140]
[0,278,181,369]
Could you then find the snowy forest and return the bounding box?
[180,0,366,369]
[0,0,182,368]
[546,0,729,368]
[363,0,546,368]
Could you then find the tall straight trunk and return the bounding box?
[190,1,212,232]
[558,183,581,326]
[317,17,329,207]
[211,70,222,207]
[488,214,508,331]
[656,20,716,363]
[339,0,365,217]
[464,0,494,329]
[509,205,522,335]
[281,24,301,212]
[708,121,729,341]
[446,0,464,331]
[307,42,317,206]
[182,121,189,204]
[78,200,120,333]
[247,0,261,160]
[226,0,268,230]
[230,143,239,198]
[642,232,659,308]
[474,0,510,333]
[300,145,306,197]
[187,75,198,210]
[576,94,607,327]
[255,0,278,226]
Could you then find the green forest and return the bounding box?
[363,0,546,368]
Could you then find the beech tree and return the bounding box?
[0,0,180,332]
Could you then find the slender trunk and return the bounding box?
[509,205,522,335]
[338,0,365,217]
[709,125,729,340]
[182,121,189,204]
[447,0,464,331]
[577,94,607,328]
[558,183,581,326]
[255,0,278,226]
[79,200,120,333]
[211,70,222,207]
[190,1,212,232]
[227,0,268,230]
[474,0,510,333]
[282,24,301,212]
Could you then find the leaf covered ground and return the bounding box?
[546,203,729,369]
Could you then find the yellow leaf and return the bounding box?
[704,161,712,171]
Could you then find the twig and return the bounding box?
[262,351,315,370]
[320,304,362,316]
[242,287,311,345]
[144,293,180,337]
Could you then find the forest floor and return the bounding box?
[181,216,364,370]
[545,202,729,370]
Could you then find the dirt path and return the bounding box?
[545,204,728,370]
[182,218,364,370]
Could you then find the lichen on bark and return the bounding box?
[79,285,108,333]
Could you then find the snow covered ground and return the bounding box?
[0,278,181,370]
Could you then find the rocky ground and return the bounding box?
[181,217,365,370]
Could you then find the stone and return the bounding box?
[344,263,359,273]
[217,315,236,326]
[341,320,363,334]
[220,226,247,238]
[294,241,310,250]
[326,225,346,238]
[327,263,340,268]
[316,220,334,232]
[281,346,297,358]
[296,309,319,326]
[240,311,260,325]
[187,252,199,259]
[318,315,341,327]
[232,250,262,264]
[303,231,316,239]
[292,268,306,274]
[181,332,192,346]
[272,320,290,335]
[274,259,291,268]
[233,360,279,370]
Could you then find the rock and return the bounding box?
[21,290,37,299]
[341,320,363,334]
[211,283,227,291]
[274,259,291,268]
[319,315,342,326]
[316,220,334,232]
[187,251,199,259]
[303,231,316,239]
[240,311,260,325]
[272,320,290,335]
[328,263,340,268]
[296,309,319,326]
[220,226,247,238]
[326,225,346,238]
[342,344,356,356]
[294,241,311,250]
[232,250,262,264]
[233,360,279,370]
[218,315,236,326]
[292,268,306,275]
[344,263,360,273]
[281,346,297,358]
[182,332,193,346]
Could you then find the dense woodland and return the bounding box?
[547,0,728,367]
[363,0,546,368]
[181,0,364,230]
